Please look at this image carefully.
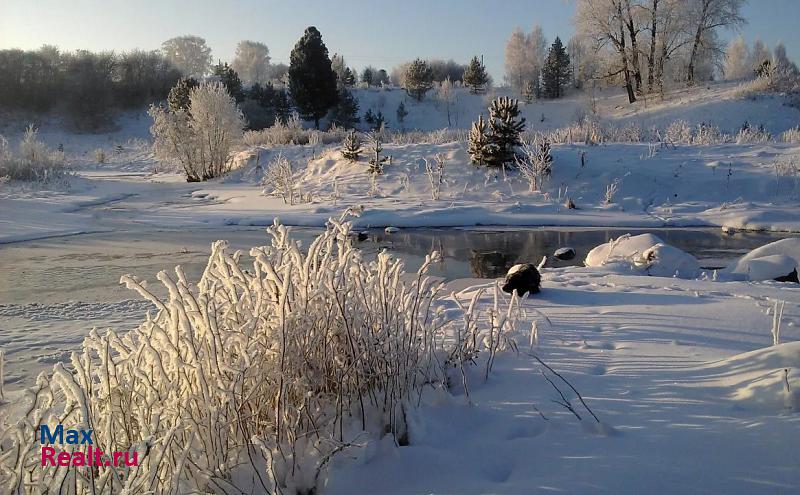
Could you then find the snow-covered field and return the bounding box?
[2,81,800,493]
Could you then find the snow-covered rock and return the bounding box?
[585,233,699,278]
[723,238,800,281]
[585,233,663,267]
[639,243,701,279]
[553,247,576,261]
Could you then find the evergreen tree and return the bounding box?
[486,96,526,166]
[343,67,356,86]
[364,109,376,125]
[468,115,494,166]
[541,37,572,99]
[396,101,408,129]
[329,86,359,129]
[250,81,276,109]
[167,77,199,112]
[372,111,386,131]
[462,56,489,94]
[375,69,390,86]
[212,62,244,102]
[341,130,362,161]
[361,67,374,86]
[368,133,388,174]
[274,88,292,124]
[404,58,434,101]
[288,26,338,129]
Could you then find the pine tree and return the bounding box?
[541,37,572,99]
[288,26,338,129]
[341,130,362,161]
[274,88,292,124]
[372,111,386,131]
[213,62,244,102]
[364,109,376,126]
[368,133,388,174]
[467,115,494,166]
[167,77,199,112]
[343,67,356,86]
[486,96,526,166]
[361,67,374,86]
[396,101,409,128]
[404,59,434,101]
[463,56,489,94]
[250,81,276,109]
[329,86,359,129]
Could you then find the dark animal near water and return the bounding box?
[502,263,541,296]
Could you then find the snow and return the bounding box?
[724,238,800,280]
[3,80,800,493]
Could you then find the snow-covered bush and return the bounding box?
[150,82,245,182]
[242,114,348,147]
[262,153,301,204]
[736,124,772,144]
[781,127,800,143]
[0,126,68,183]
[692,123,729,145]
[424,153,446,200]
[665,120,693,144]
[0,216,521,494]
[515,138,553,191]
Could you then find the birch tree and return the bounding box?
[686,0,745,85]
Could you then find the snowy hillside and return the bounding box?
[353,82,800,134]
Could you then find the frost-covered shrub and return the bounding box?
[692,123,729,145]
[242,114,348,147]
[781,127,800,143]
[0,217,520,494]
[515,137,553,191]
[150,82,245,182]
[736,124,772,144]
[261,153,301,204]
[0,126,68,183]
[665,120,693,144]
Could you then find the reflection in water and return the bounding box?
[468,250,514,278]
[364,227,798,280]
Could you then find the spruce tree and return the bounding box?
[364,109,376,126]
[329,87,359,129]
[274,88,292,124]
[486,96,526,166]
[288,26,338,129]
[396,101,408,129]
[541,37,572,99]
[341,130,362,161]
[462,56,489,94]
[167,77,199,112]
[468,115,494,166]
[212,62,244,102]
[404,59,434,101]
[361,67,374,86]
[343,67,356,86]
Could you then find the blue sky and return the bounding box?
[1,0,797,81]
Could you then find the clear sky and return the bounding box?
[1,0,797,81]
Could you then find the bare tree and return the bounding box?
[231,40,271,86]
[686,0,745,85]
[575,0,637,102]
[161,35,212,78]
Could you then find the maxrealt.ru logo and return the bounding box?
[40,425,138,467]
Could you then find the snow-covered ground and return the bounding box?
[2,81,800,493]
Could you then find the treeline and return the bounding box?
[0,47,182,130]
